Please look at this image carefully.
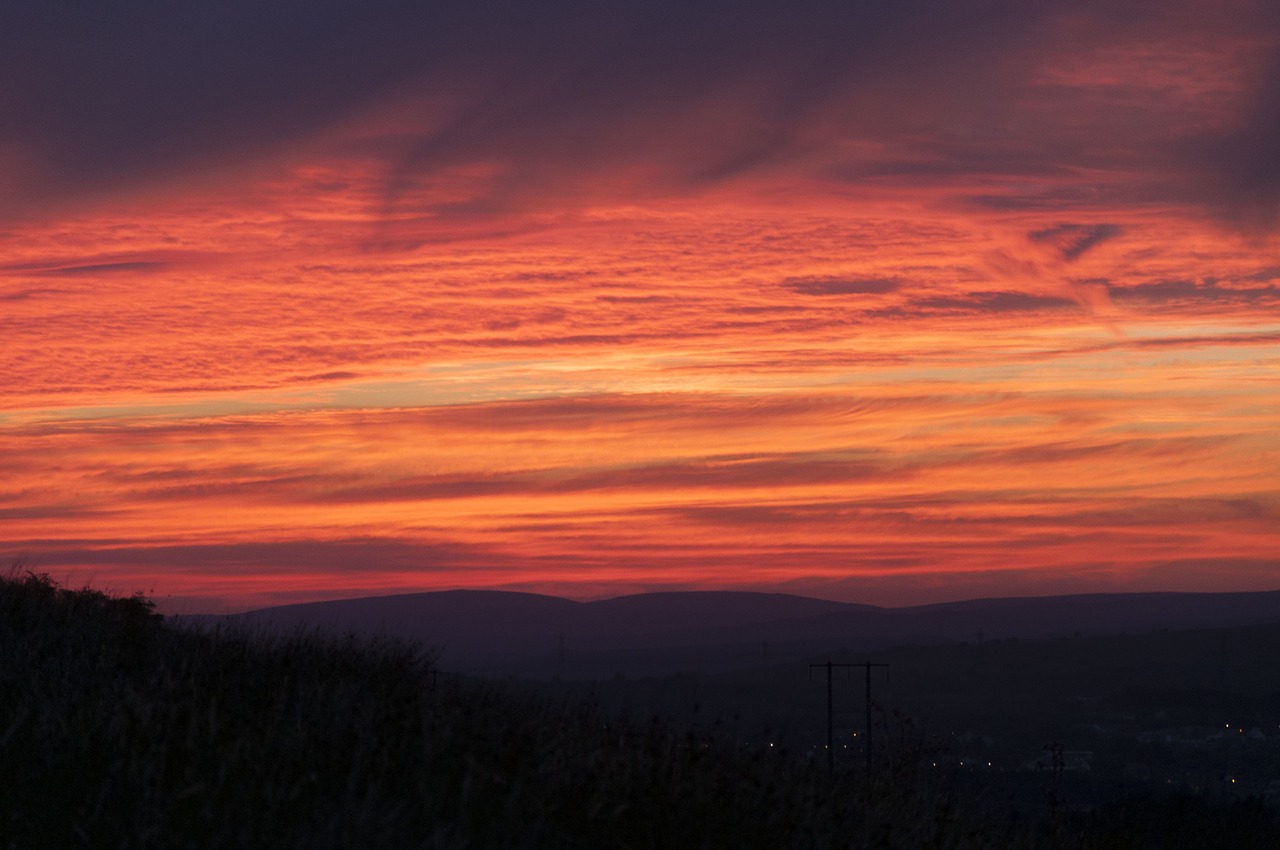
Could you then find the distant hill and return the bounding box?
[181,588,1280,679]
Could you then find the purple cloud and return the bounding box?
[1028,224,1123,261]
[784,277,901,296]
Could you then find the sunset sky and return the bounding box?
[3,1,1278,613]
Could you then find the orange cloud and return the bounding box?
[3,2,1278,611]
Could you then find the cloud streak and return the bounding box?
[1,2,1276,226]
[2,2,1278,609]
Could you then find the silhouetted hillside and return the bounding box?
[186,588,1280,678]
[10,572,1280,849]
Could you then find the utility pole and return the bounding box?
[810,660,890,774]
[810,661,846,775]
[862,660,889,771]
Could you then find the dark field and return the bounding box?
[545,622,1280,803]
[4,571,1279,848]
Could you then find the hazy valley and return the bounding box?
[187,588,1280,808]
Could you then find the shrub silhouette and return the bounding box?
[3,571,1277,848]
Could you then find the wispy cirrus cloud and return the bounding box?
[911,291,1079,314]
[6,369,1277,610]
[783,277,901,296]
[1028,224,1124,262]
[1108,278,1280,304]
[2,2,1279,609]
[1,2,1277,229]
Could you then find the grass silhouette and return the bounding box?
[3,570,1277,848]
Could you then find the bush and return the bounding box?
[3,572,1277,848]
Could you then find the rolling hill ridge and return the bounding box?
[184,588,1280,678]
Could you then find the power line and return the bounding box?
[809,660,889,774]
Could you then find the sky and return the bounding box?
[2,1,1278,613]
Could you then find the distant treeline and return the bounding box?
[3,569,1278,849]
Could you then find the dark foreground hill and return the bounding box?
[2,572,874,848]
[187,587,1280,678]
[6,571,1280,849]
